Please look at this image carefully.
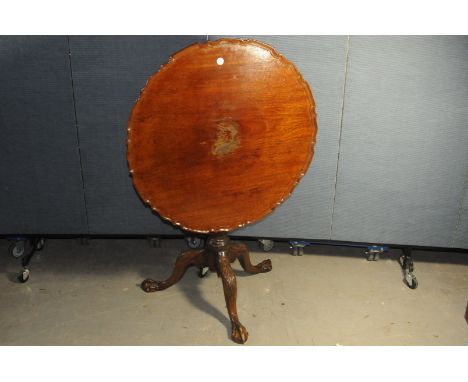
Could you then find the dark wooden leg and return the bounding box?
[217,253,248,344]
[141,236,270,344]
[230,243,272,274]
[141,249,205,292]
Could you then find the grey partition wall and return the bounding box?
[330,36,468,248]
[453,190,468,249]
[210,35,349,239]
[0,36,87,234]
[1,35,467,250]
[69,36,206,235]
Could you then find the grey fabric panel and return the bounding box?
[0,36,87,234]
[69,36,206,235]
[210,35,348,238]
[332,36,468,247]
[452,175,468,248]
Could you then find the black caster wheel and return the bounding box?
[290,241,306,256]
[198,267,209,278]
[258,239,274,252]
[9,241,25,258]
[366,251,380,261]
[292,247,304,256]
[367,253,379,261]
[291,246,304,256]
[36,238,46,251]
[187,237,203,249]
[18,268,30,283]
[405,274,418,289]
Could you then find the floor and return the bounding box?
[0,238,467,345]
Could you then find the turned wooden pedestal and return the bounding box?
[141,235,271,344]
[127,38,317,343]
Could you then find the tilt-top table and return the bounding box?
[127,38,317,343]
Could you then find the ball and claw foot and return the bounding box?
[231,322,249,344]
[259,259,272,272]
[141,278,163,292]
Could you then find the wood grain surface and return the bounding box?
[127,38,317,233]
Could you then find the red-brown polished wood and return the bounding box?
[140,236,272,344]
[127,38,317,233]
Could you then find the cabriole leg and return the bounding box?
[230,243,272,274]
[217,252,248,344]
[141,249,204,292]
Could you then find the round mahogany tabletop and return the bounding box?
[127,39,317,233]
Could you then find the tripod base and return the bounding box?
[141,235,272,344]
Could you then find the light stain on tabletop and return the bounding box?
[212,119,241,157]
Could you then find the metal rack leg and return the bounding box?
[17,237,45,283]
[399,248,418,289]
